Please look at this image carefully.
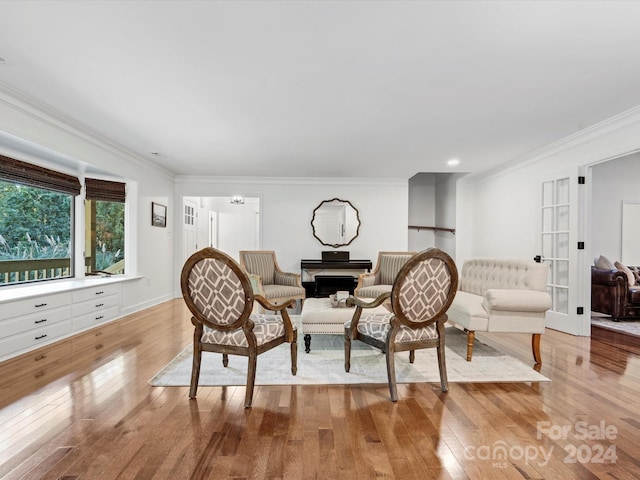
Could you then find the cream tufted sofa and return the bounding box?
[446,259,552,364]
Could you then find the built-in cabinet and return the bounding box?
[0,280,125,362]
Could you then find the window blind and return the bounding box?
[84,178,126,203]
[0,154,81,195]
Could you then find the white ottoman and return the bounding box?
[300,297,389,352]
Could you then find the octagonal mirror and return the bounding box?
[311,198,361,247]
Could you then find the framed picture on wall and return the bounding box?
[152,202,167,227]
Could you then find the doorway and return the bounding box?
[589,151,640,339]
[182,196,261,262]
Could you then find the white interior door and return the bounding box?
[540,170,588,335]
[182,199,198,262]
[208,210,218,248]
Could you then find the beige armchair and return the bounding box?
[239,250,306,307]
[354,251,415,298]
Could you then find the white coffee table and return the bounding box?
[300,297,390,353]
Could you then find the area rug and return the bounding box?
[149,323,549,386]
[591,315,640,338]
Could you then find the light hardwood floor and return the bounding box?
[1,299,639,479]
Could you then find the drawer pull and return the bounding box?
[35,334,48,340]
[95,343,103,350]
[95,291,104,295]
[35,319,48,324]
[35,354,47,361]
[34,371,45,378]
[95,303,104,308]
[95,315,104,320]
[35,303,48,308]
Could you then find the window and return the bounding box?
[0,156,80,285]
[0,156,127,285]
[84,178,126,275]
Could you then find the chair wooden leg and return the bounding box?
[532,333,542,365]
[409,350,415,363]
[344,327,352,372]
[189,341,202,399]
[245,351,257,408]
[290,337,298,375]
[465,329,475,361]
[222,353,229,367]
[437,340,449,393]
[386,348,398,402]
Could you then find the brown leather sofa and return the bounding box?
[591,267,640,320]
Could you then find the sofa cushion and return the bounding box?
[446,290,489,331]
[483,289,553,312]
[614,261,635,286]
[629,286,640,304]
[595,255,615,270]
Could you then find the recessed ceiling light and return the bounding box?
[447,158,460,166]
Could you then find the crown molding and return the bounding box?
[466,103,640,185]
[0,81,175,181]
[174,175,408,186]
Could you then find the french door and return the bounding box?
[539,170,588,335]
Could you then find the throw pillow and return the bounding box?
[595,255,615,270]
[614,261,635,286]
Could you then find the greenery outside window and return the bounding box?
[0,156,80,285]
[84,178,126,276]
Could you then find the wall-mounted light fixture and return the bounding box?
[230,195,245,205]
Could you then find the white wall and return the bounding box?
[591,152,640,263]
[408,173,435,251]
[434,173,465,257]
[408,172,463,257]
[456,106,640,335]
[174,177,408,294]
[0,87,176,315]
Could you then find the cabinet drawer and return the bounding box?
[0,306,72,338]
[72,305,119,331]
[72,294,119,317]
[72,284,120,303]
[0,292,72,321]
[0,320,72,358]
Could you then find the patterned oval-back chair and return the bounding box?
[345,248,458,401]
[181,247,297,408]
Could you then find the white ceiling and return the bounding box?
[1,1,640,179]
